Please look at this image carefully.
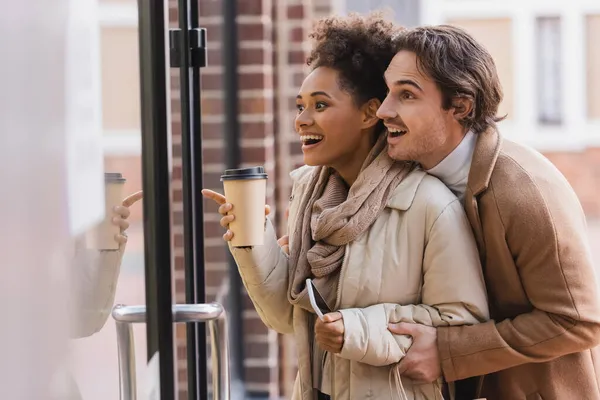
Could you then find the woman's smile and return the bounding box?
[301,134,325,151]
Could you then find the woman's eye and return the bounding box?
[296,104,304,113]
[315,101,328,110]
[401,91,415,100]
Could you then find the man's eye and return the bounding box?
[315,102,328,110]
[401,91,415,100]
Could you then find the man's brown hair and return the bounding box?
[394,25,505,133]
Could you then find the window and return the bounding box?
[536,17,563,125]
[446,18,514,121]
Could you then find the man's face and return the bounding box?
[377,50,458,169]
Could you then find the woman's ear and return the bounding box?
[451,97,474,122]
[361,98,382,129]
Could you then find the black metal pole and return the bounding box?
[176,0,207,399]
[187,6,209,400]
[137,0,174,398]
[223,0,245,390]
[176,1,199,400]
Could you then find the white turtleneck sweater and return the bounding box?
[425,131,477,201]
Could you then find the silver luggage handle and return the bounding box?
[112,303,230,400]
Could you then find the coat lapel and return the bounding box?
[464,188,487,266]
[465,127,503,266]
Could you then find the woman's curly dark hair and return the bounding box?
[306,12,402,107]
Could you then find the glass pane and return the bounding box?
[66,1,152,399]
[0,0,159,398]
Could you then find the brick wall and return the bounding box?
[168,0,312,398]
[272,2,314,397]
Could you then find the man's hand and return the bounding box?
[315,312,345,353]
[388,322,441,383]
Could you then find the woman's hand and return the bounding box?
[201,189,271,242]
[315,312,345,353]
[114,191,143,245]
[278,235,289,255]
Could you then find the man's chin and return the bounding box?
[387,148,415,164]
[387,146,403,161]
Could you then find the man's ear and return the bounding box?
[451,96,474,122]
[362,98,382,129]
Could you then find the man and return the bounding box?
[377,25,600,399]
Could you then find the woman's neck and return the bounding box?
[333,131,378,187]
[335,157,366,187]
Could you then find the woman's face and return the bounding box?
[295,67,374,172]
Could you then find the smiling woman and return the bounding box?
[203,12,490,400]
[293,13,400,185]
[295,66,378,184]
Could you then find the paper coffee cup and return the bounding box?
[221,166,268,247]
[86,173,126,250]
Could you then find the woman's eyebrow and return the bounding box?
[296,91,332,99]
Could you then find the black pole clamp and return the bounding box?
[169,28,207,68]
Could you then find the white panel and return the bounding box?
[0,0,71,398]
[66,0,105,235]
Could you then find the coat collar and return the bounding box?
[386,169,426,211]
[463,126,502,266]
[467,126,502,196]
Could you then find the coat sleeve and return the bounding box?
[229,218,294,334]
[228,166,313,335]
[438,168,600,382]
[70,239,125,338]
[339,199,489,366]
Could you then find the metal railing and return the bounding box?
[112,303,230,400]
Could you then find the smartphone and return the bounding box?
[306,278,328,321]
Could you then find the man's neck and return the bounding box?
[420,129,468,170]
[426,130,477,200]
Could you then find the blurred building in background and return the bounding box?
[78,0,599,399]
[419,0,600,217]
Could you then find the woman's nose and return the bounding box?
[295,110,313,130]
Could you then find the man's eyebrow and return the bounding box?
[391,79,423,92]
[296,91,332,99]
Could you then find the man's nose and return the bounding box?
[376,97,397,120]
